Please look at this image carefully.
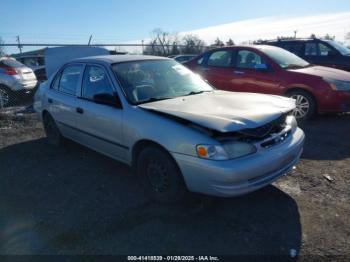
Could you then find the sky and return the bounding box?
[1,0,350,54]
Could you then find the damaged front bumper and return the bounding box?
[172,127,305,197]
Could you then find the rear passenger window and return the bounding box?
[82,65,114,100]
[58,65,83,95]
[207,50,233,67]
[236,50,266,69]
[305,43,318,56]
[319,43,332,56]
[281,43,304,56]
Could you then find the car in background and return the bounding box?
[34,55,304,202]
[172,54,197,63]
[257,38,350,72]
[16,55,47,82]
[185,45,350,121]
[0,57,37,107]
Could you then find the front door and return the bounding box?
[75,64,127,162]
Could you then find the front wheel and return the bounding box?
[136,146,187,203]
[286,90,316,122]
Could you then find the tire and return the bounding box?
[136,146,188,203]
[43,113,63,146]
[0,85,14,108]
[286,90,316,122]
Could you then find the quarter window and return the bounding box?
[236,50,266,69]
[82,65,114,100]
[58,65,83,95]
[207,50,233,67]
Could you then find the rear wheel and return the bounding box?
[43,113,63,146]
[136,146,187,203]
[286,90,316,122]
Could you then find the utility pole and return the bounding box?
[88,35,92,45]
[16,35,23,54]
[294,30,297,39]
[141,40,144,54]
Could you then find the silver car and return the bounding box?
[0,57,38,107]
[34,55,305,202]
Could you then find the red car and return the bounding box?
[185,45,350,121]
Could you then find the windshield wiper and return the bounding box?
[136,96,172,105]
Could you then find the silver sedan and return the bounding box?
[34,55,305,202]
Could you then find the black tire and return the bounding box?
[43,113,63,146]
[286,90,316,122]
[136,146,188,203]
[0,85,15,108]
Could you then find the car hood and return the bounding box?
[139,90,295,132]
[290,66,350,81]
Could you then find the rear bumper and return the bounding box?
[12,80,38,91]
[172,127,305,197]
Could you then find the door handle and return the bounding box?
[234,70,245,75]
[76,107,84,114]
[48,98,53,103]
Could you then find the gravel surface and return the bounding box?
[0,108,349,261]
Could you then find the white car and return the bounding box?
[0,57,37,107]
[34,55,305,202]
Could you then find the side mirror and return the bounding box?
[255,63,268,71]
[93,93,122,108]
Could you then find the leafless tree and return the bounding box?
[144,29,180,56]
[181,34,206,54]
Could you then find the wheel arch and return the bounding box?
[131,139,179,171]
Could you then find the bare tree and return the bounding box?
[181,34,206,54]
[143,29,180,56]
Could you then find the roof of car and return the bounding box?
[72,55,170,64]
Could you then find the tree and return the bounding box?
[323,33,335,40]
[346,32,350,40]
[211,37,225,47]
[181,34,206,54]
[226,38,235,46]
[143,28,180,56]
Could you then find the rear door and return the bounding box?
[75,64,127,162]
[303,41,340,67]
[232,49,281,94]
[195,49,237,91]
[46,64,84,140]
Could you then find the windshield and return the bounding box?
[258,46,310,69]
[112,60,213,105]
[325,40,350,55]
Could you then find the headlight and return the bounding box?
[286,115,298,131]
[196,142,256,160]
[323,78,350,91]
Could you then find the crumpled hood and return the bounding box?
[139,90,295,132]
[290,66,350,81]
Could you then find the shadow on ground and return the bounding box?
[0,138,301,256]
[301,113,350,160]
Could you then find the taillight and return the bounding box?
[5,67,18,75]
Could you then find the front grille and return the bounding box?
[238,114,287,139]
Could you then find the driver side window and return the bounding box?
[82,65,114,100]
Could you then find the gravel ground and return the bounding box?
[0,108,349,261]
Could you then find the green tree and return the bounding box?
[226,38,235,46]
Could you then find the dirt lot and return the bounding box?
[0,107,349,260]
